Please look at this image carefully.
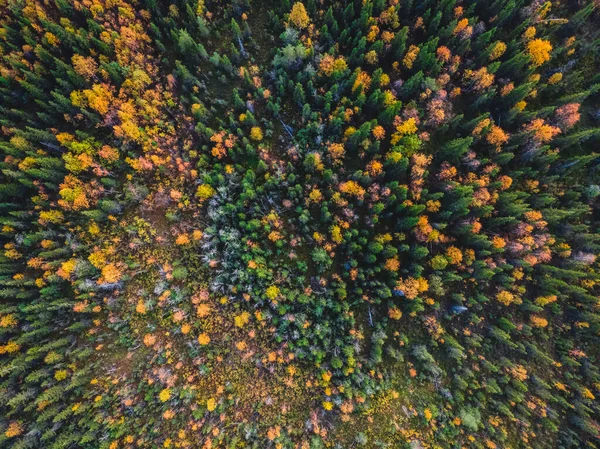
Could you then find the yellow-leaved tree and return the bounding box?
[289,2,310,29]
[527,38,552,66]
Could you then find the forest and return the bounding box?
[0,0,599,448]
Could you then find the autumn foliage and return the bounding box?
[0,1,599,449]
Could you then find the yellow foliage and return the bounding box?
[524,26,537,39]
[250,126,263,141]
[88,222,100,235]
[39,210,64,225]
[45,32,59,45]
[59,259,77,279]
[309,188,323,202]
[388,308,402,320]
[344,126,356,138]
[0,341,20,354]
[88,250,106,269]
[265,285,280,300]
[206,398,217,411]
[426,200,441,212]
[117,120,142,142]
[54,370,68,381]
[403,45,420,69]
[397,117,418,136]
[582,388,596,400]
[366,25,379,42]
[489,41,507,60]
[234,311,250,328]
[83,84,114,115]
[289,2,310,29]
[424,408,433,420]
[391,117,418,145]
[535,295,557,307]
[387,151,402,163]
[331,225,343,244]
[548,72,562,84]
[514,100,527,111]
[379,74,390,88]
[159,388,171,402]
[365,50,378,65]
[496,290,515,306]
[527,39,552,66]
[58,175,91,210]
[383,90,397,107]
[196,184,215,200]
[63,152,93,173]
[339,180,366,198]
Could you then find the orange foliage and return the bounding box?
[198,333,211,345]
[436,46,451,62]
[101,264,122,283]
[395,277,429,300]
[530,315,549,328]
[486,125,509,148]
[72,55,98,79]
[366,160,383,177]
[526,119,561,144]
[385,257,400,272]
[319,55,347,76]
[372,125,385,140]
[446,246,463,264]
[555,103,581,129]
[453,18,469,35]
[465,67,494,91]
[352,70,372,92]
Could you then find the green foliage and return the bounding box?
[0,1,599,449]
